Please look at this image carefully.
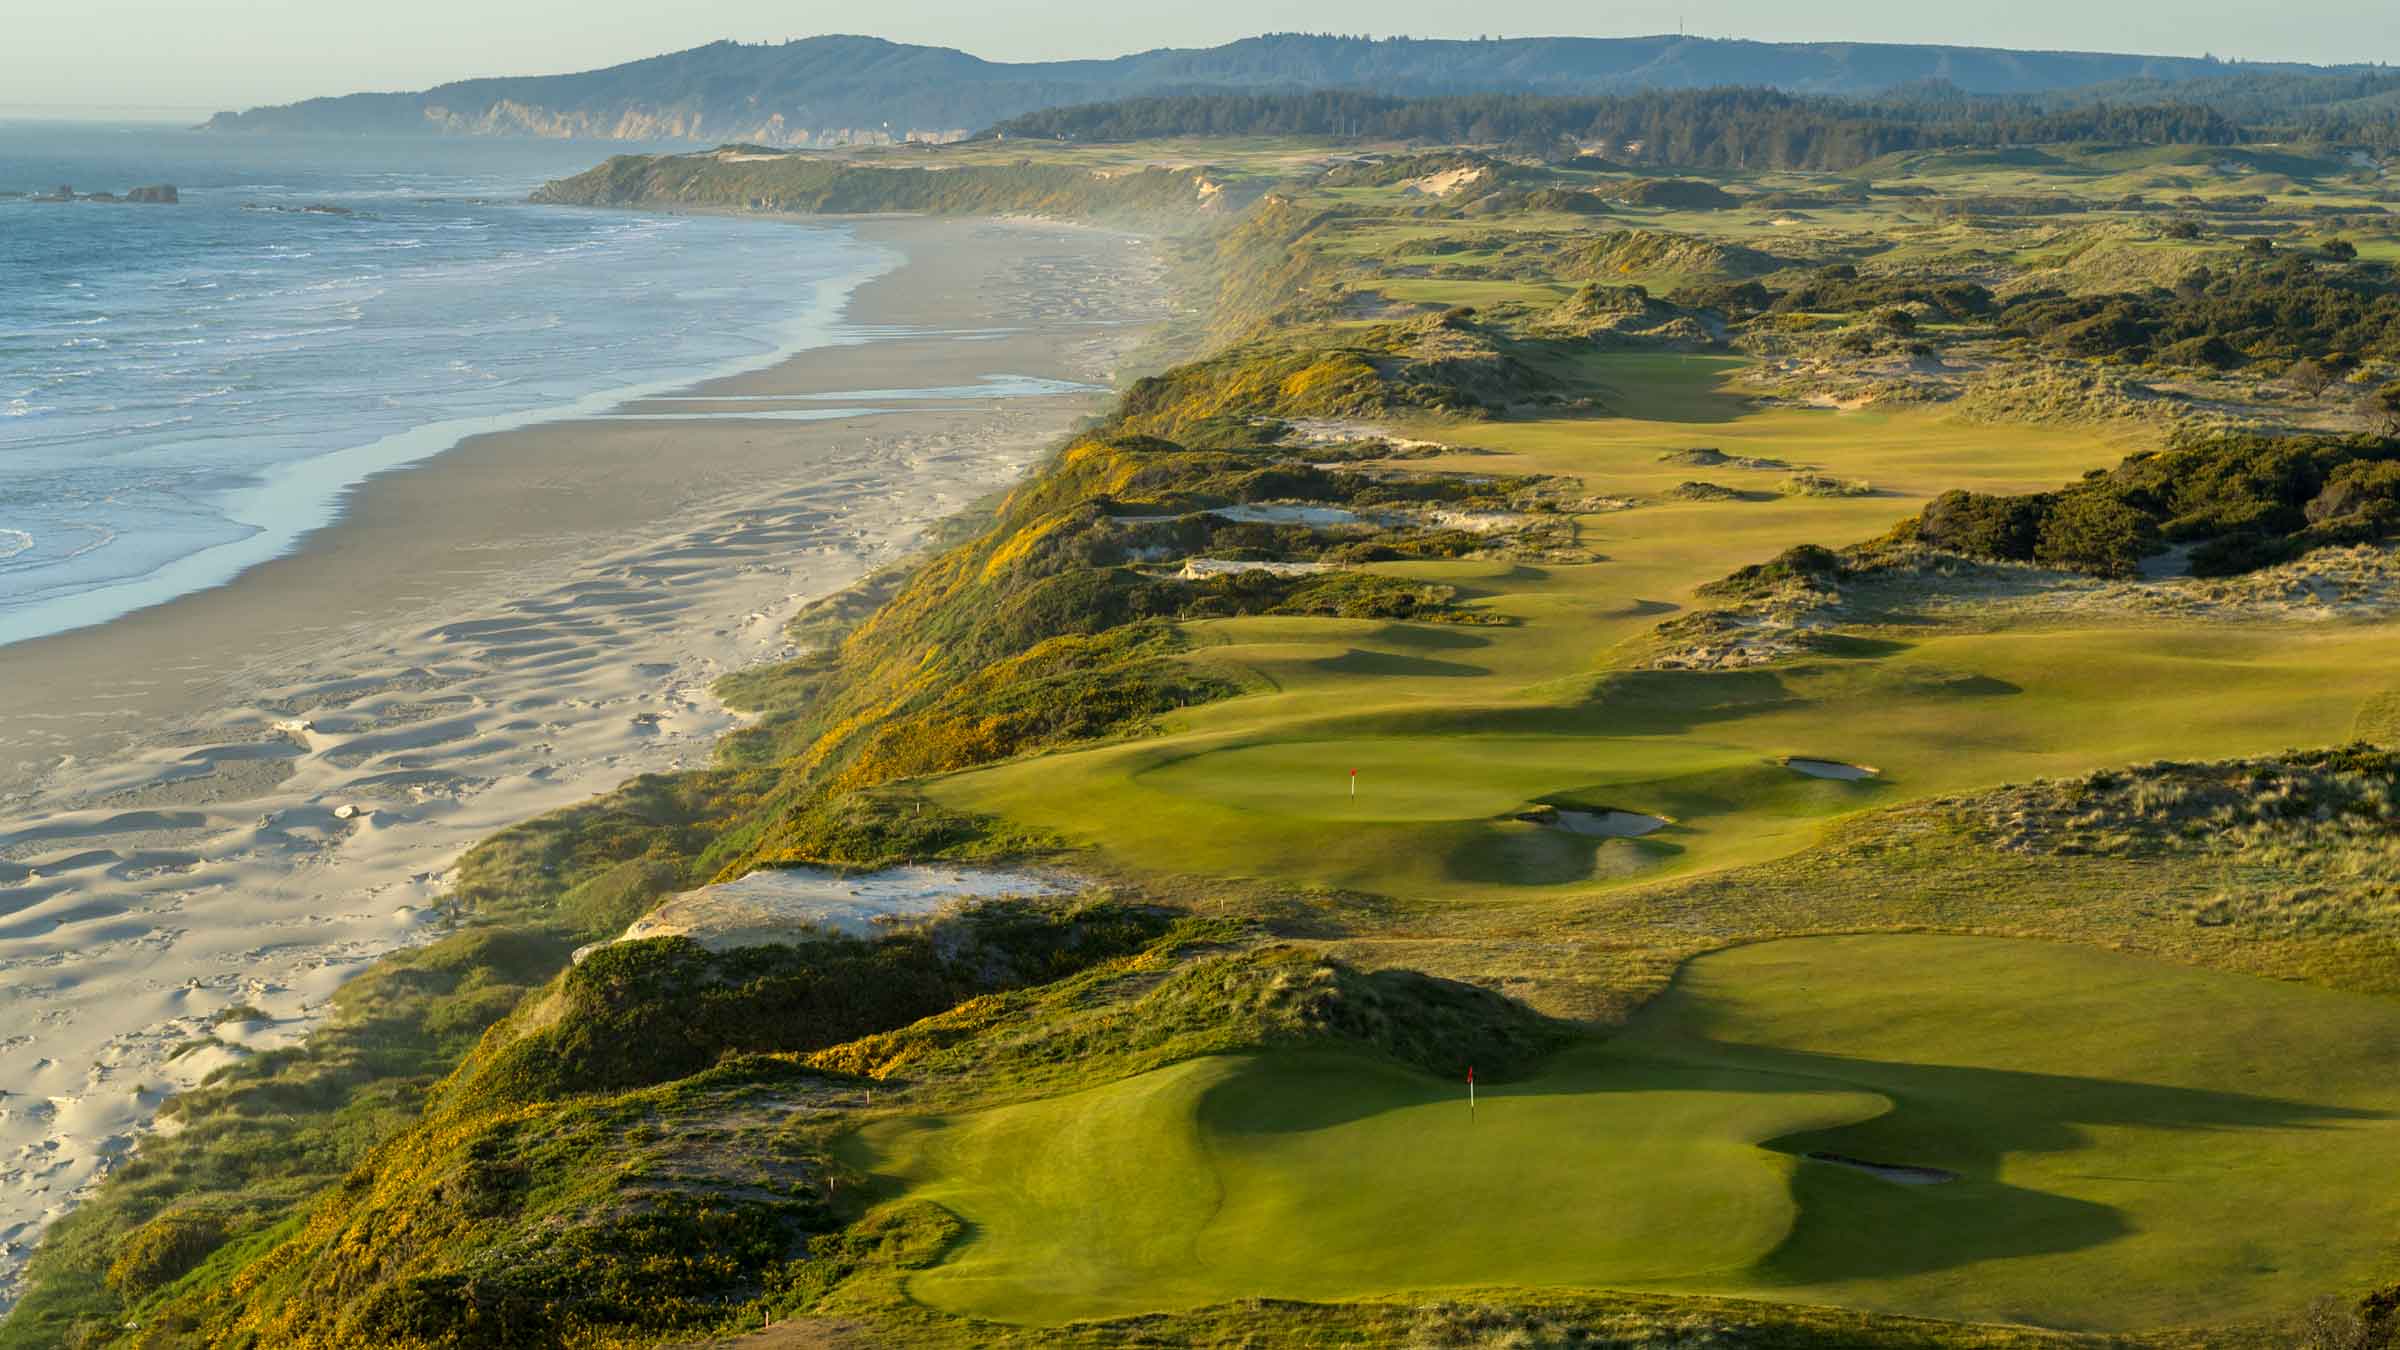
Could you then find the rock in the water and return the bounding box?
[127,184,179,204]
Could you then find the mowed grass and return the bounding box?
[842,935,2400,1330]
[932,354,2400,898]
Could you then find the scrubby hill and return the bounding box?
[202,31,2353,145]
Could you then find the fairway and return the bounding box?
[929,363,2400,898]
[842,936,2400,1330]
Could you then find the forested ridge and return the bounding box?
[987,88,2265,169]
[201,31,2371,146]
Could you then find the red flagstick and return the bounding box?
[1349,767,1357,798]
[1468,1065,1476,1119]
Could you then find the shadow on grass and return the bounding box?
[1310,649,1492,679]
[1363,621,1497,652]
[1194,1040,2386,1287]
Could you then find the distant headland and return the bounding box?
[195,31,2375,147]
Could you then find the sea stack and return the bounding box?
[127,184,180,203]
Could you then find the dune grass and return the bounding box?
[844,934,2400,1332]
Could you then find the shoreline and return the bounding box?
[0,248,883,652]
[0,213,1166,1301]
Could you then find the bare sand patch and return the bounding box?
[1515,805,1670,838]
[581,864,1070,957]
[1176,559,1338,580]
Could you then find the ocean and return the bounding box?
[0,124,890,647]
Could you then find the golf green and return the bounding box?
[841,935,2400,1329]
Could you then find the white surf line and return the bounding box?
[632,375,1107,402]
[588,408,900,423]
[0,419,1051,1309]
[0,245,892,651]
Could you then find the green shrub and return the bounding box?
[105,1209,230,1298]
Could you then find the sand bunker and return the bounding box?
[1426,508,1532,534]
[1518,806,1669,838]
[1804,1151,1958,1185]
[1784,757,1879,781]
[582,864,1071,959]
[1176,559,1337,580]
[1400,166,1492,198]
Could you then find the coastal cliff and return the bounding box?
[530,149,1239,226]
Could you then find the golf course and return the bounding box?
[19,94,2400,1350]
[935,359,2400,899]
[850,936,2400,1330]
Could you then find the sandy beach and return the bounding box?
[0,213,1164,1300]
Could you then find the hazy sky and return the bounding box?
[5,0,2396,113]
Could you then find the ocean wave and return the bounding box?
[0,530,32,562]
[55,524,117,561]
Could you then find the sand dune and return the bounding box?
[0,216,1164,1301]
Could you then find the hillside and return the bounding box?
[14,121,2400,1350]
[199,31,2351,145]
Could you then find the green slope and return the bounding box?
[845,934,2400,1330]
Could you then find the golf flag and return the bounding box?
[1467,1065,1475,1115]
[1349,767,1357,797]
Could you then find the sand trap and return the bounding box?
[1517,806,1669,838]
[1554,809,1669,838]
[1784,757,1879,781]
[1426,509,1531,534]
[1176,559,1336,580]
[1804,1151,1958,1185]
[1400,166,1491,198]
[583,864,1070,958]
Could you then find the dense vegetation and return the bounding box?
[1901,432,2400,577]
[532,154,1231,224]
[990,87,2252,171]
[1999,253,2400,365]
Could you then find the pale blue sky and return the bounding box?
[5,0,2394,113]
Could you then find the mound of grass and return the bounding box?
[1603,178,1741,210]
[1658,446,1796,470]
[1667,479,1750,501]
[1571,228,1782,281]
[1964,745,2400,934]
[118,904,1190,1349]
[1780,472,1875,497]
[846,934,2400,1330]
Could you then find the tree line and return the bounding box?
[982,82,2400,165]
[982,88,2259,170]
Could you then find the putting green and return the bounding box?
[842,935,2400,1330]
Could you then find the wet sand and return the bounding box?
[0,213,1164,1298]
